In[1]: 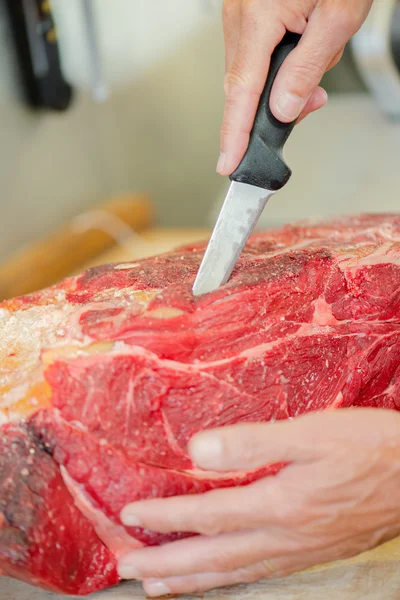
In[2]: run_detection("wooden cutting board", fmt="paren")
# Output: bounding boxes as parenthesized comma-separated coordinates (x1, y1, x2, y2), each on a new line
(2, 229, 400, 599)
(2, 537, 400, 600)
(0, 195, 153, 300)
(73, 228, 211, 274)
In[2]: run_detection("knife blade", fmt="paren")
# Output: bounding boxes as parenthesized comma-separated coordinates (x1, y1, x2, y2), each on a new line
(192, 181, 274, 295)
(193, 32, 301, 296)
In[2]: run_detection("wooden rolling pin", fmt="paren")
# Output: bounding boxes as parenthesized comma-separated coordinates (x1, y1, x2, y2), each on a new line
(0, 194, 152, 300)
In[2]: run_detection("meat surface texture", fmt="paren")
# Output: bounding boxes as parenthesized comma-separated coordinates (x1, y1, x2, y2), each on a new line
(1, 213, 400, 595)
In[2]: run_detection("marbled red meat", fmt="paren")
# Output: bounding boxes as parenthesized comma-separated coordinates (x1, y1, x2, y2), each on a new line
(1, 213, 400, 595)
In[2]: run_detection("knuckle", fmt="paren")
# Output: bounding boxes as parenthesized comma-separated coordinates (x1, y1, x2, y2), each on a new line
(327, 6, 362, 36)
(293, 529, 321, 553)
(211, 549, 237, 572)
(294, 502, 319, 531)
(265, 489, 296, 525)
(222, 0, 238, 21)
(242, 0, 268, 17)
(224, 70, 248, 95)
(237, 439, 261, 465)
(269, 487, 313, 529)
(194, 510, 224, 536)
(241, 0, 258, 17)
(224, 69, 261, 98)
(236, 565, 265, 584)
(220, 120, 233, 141)
(275, 504, 297, 526)
(291, 58, 324, 85)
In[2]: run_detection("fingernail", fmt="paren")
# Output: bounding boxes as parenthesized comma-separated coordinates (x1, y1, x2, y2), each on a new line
(145, 581, 171, 597)
(120, 507, 142, 527)
(275, 92, 304, 120)
(118, 560, 141, 580)
(216, 152, 226, 174)
(190, 434, 223, 466)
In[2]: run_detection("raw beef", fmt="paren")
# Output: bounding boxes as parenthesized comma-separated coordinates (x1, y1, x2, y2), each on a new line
(1, 213, 400, 595)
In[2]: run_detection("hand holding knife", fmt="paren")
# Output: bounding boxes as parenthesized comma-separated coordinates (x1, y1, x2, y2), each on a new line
(193, 33, 300, 296)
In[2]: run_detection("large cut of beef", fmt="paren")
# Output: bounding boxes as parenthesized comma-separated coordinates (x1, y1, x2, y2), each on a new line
(1, 213, 400, 595)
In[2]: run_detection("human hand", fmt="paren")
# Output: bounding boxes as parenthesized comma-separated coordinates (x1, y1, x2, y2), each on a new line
(217, 0, 374, 175)
(118, 409, 400, 597)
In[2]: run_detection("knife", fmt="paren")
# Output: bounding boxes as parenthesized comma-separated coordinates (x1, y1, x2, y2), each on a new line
(5, 0, 74, 111)
(192, 32, 301, 296)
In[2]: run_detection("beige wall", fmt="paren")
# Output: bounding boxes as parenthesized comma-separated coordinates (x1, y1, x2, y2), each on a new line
(0, 0, 225, 261)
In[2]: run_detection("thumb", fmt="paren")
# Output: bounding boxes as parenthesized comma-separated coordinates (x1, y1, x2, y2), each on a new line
(188, 414, 327, 472)
(189, 409, 400, 472)
(270, 15, 351, 123)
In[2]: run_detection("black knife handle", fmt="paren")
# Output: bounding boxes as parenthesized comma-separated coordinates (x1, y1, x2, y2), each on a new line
(5, 0, 74, 112)
(230, 32, 301, 191)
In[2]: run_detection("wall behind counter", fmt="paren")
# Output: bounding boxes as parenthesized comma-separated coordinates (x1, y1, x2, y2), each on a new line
(0, 0, 225, 262)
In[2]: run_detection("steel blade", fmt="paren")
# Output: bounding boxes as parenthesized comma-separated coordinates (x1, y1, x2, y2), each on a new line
(192, 181, 274, 296)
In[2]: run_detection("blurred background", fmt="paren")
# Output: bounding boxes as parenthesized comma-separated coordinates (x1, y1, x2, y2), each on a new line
(0, 0, 400, 299)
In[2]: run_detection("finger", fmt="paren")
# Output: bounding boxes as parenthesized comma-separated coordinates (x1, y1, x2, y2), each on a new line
(189, 408, 400, 472)
(296, 86, 328, 124)
(189, 412, 331, 472)
(251, 534, 380, 581)
(142, 561, 276, 597)
(270, 10, 356, 123)
(118, 516, 379, 582)
(118, 528, 280, 580)
(142, 531, 388, 597)
(222, 0, 241, 72)
(296, 49, 342, 124)
(217, 7, 285, 175)
(121, 478, 280, 535)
